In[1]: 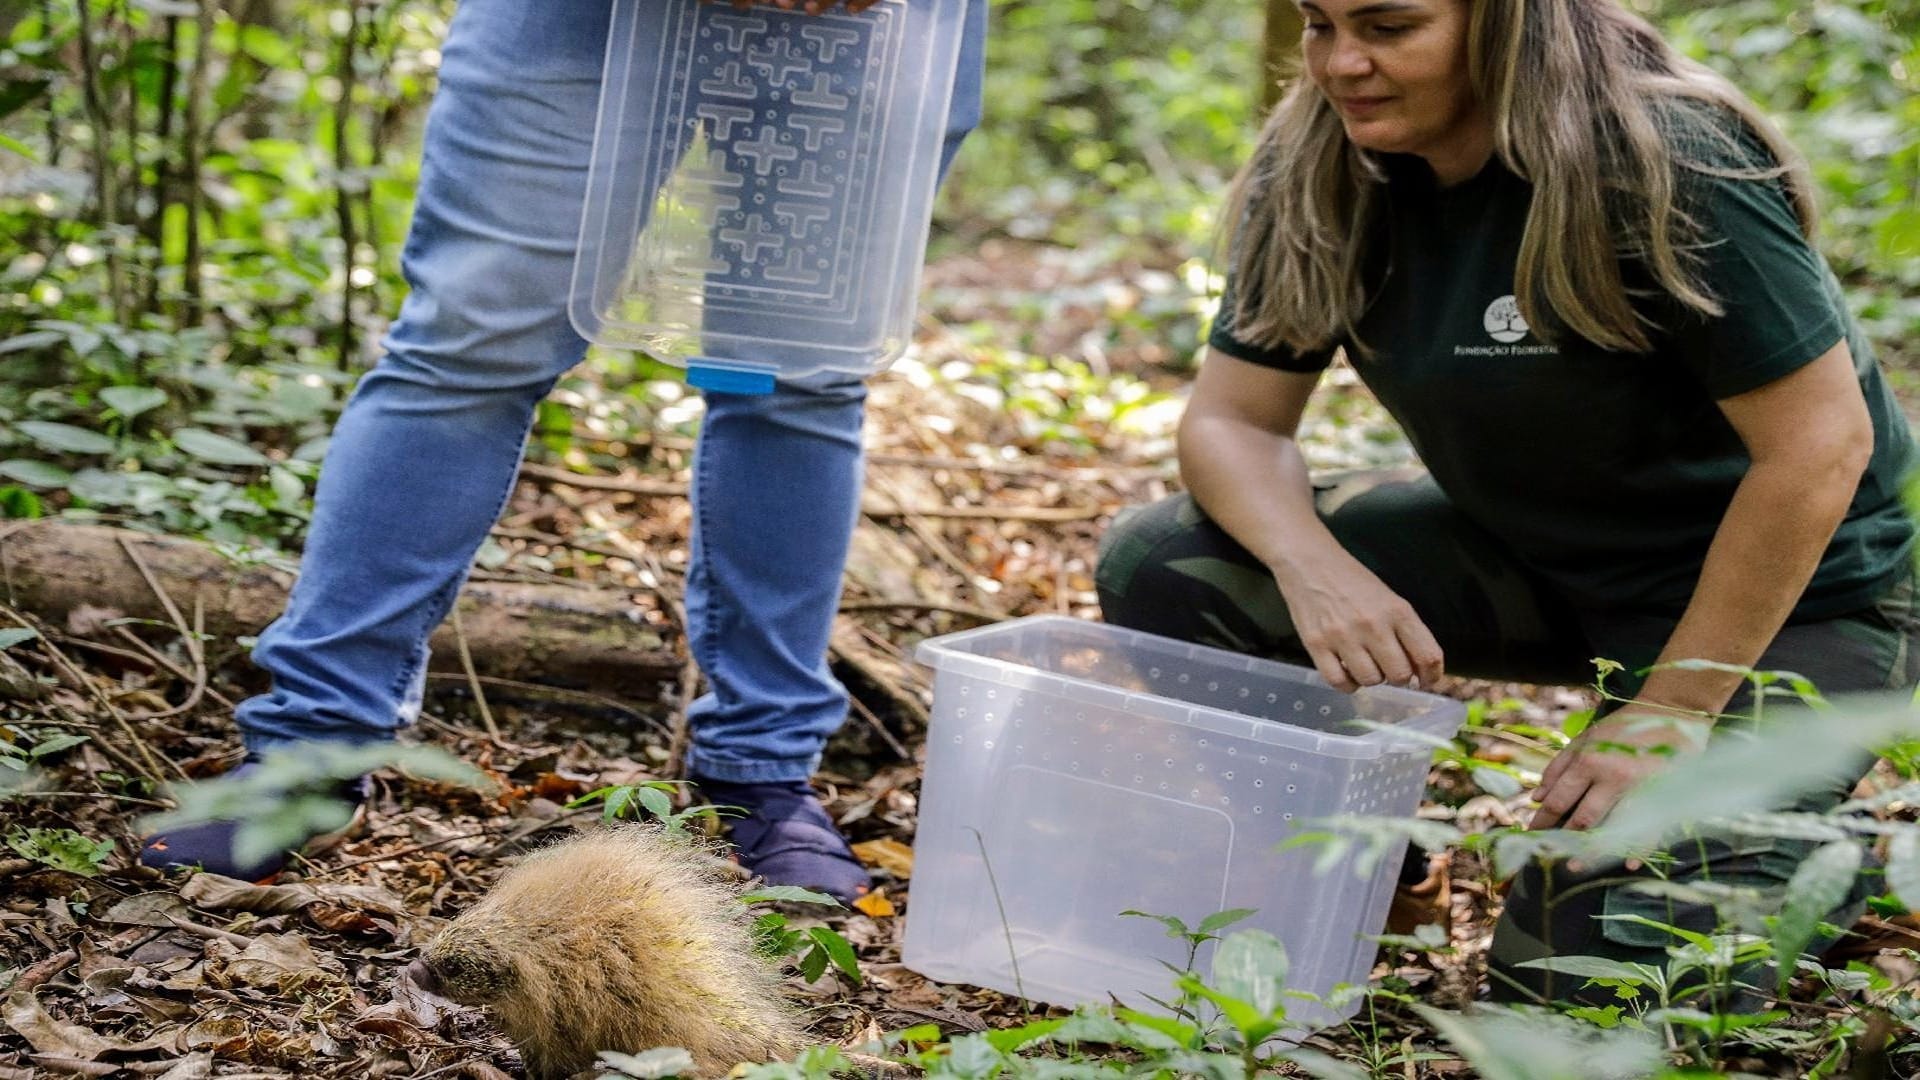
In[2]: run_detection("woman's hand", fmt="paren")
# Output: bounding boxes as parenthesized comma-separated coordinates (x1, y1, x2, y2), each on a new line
(1528, 707, 1711, 831)
(1273, 553, 1444, 693)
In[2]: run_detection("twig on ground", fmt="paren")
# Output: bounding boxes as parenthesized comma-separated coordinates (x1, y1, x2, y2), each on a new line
(0, 604, 182, 783)
(838, 599, 1007, 624)
(840, 674, 912, 761)
(418, 674, 673, 739)
(861, 499, 1105, 523)
(519, 461, 687, 497)
(113, 537, 210, 720)
(830, 638, 930, 730)
(164, 914, 253, 948)
(449, 605, 503, 744)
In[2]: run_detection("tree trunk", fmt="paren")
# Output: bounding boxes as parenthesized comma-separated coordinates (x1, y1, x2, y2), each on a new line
(1262, 0, 1304, 113)
(0, 522, 680, 692)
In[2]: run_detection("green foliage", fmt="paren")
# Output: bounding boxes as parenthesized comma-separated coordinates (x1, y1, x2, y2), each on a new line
(0, 724, 86, 771)
(743, 887, 862, 986)
(6, 825, 113, 875)
(138, 742, 493, 867)
(565, 779, 723, 838)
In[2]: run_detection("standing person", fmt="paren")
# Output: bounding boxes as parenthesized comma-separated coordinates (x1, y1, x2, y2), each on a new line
(139, 0, 987, 904)
(1095, 0, 1917, 1006)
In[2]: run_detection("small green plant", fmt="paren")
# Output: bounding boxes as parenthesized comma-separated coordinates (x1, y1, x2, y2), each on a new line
(566, 779, 720, 837)
(5, 826, 113, 876)
(0, 725, 86, 772)
(741, 885, 861, 986)
(138, 742, 495, 868)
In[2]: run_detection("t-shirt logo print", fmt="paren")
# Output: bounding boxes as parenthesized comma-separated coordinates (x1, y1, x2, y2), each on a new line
(1483, 295, 1529, 344)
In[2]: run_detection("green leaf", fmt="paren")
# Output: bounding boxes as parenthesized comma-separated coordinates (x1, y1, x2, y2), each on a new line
(1210, 928, 1289, 1017)
(173, 429, 271, 467)
(0, 628, 39, 650)
(1514, 954, 1659, 987)
(1196, 907, 1259, 935)
(14, 421, 115, 456)
(0, 330, 62, 355)
(596, 1047, 696, 1079)
(0, 486, 41, 519)
(0, 460, 72, 488)
(1888, 829, 1920, 914)
(1470, 764, 1524, 798)
(28, 734, 86, 759)
(7, 828, 114, 876)
(100, 386, 167, 419)
(740, 885, 842, 907)
(796, 943, 829, 983)
(636, 785, 673, 820)
(0, 132, 37, 161)
(1773, 840, 1863, 993)
(805, 926, 861, 984)
(603, 786, 633, 822)
(1120, 909, 1192, 940)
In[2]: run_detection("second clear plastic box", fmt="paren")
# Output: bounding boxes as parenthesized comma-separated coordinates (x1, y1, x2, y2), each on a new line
(571, 0, 964, 394)
(903, 616, 1466, 1027)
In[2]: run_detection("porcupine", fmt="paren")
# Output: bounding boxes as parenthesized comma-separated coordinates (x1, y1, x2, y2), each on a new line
(409, 825, 803, 1079)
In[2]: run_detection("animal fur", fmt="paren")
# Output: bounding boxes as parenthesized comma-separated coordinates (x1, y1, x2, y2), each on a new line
(415, 826, 802, 1078)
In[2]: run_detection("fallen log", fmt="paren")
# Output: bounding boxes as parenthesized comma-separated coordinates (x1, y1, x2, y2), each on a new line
(0, 521, 680, 693)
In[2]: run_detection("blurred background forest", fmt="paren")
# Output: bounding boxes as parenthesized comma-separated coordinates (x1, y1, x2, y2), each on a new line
(0, 0, 1914, 550)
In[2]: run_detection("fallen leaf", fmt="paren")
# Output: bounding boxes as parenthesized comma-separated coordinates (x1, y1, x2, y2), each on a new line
(2, 989, 175, 1058)
(179, 1017, 250, 1056)
(102, 892, 194, 928)
(205, 934, 340, 992)
(181, 875, 317, 915)
(851, 837, 914, 879)
(154, 1053, 215, 1080)
(852, 889, 896, 918)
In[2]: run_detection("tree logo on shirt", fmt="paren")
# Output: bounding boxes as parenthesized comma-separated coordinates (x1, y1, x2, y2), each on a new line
(1483, 295, 1529, 344)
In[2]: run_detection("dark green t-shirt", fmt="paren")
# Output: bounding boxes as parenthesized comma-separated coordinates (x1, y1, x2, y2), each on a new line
(1211, 150, 1915, 620)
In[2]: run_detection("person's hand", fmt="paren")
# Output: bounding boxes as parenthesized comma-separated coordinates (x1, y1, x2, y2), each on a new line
(1528, 707, 1711, 831)
(1273, 555, 1444, 694)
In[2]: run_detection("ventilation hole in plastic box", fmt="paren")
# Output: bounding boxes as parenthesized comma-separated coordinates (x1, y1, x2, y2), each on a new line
(1194, 764, 1206, 774)
(1208, 681, 1219, 692)
(1014, 744, 1024, 754)
(956, 707, 968, 719)
(987, 689, 997, 699)
(982, 712, 993, 723)
(959, 685, 969, 696)
(1197, 738, 1208, 748)
(1284, 812, 1294, 821)
(1227, 747, 1238, 757)
(1287, 784, 1296, 793)
(1319, 705, 1331, 716)
(1268, 693, 1279, 703)
(1253, 806, 1264, 814)
(1076, 712, 1087, 721)
(1253, 779, 1264, 788)
(1223, 771, 1234, 780)
(1158, 782, 1169, 791)
(1190, 789, 1201, 799)
(1220, 796, 1231, 806)
(1260, 755, 1270, 764)
(1163, 758, 1174, 768)
(1149, 667, 1161, 679)
(1290, 762, 1300, 771)
(1292, 700, 1303, 711)
(1133, 753, 1143, 762)
(952, 735, 963, 744)
(1101, 768, 1111, 778)
(1178, 673, 1190, 684)
(1133, 774, 1144, 784)
(1103, 743, 1113, 753)
(1239, 688, 1251, 698)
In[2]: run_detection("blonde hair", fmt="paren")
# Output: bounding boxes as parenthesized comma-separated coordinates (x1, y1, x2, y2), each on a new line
(1226, 0, 1816, 355)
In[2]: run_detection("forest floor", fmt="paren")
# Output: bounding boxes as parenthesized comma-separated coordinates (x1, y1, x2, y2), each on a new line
(0, 239, 1914, 1079)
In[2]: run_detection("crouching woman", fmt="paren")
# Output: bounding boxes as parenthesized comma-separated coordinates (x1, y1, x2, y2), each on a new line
(1096, 0, 1918, 1006)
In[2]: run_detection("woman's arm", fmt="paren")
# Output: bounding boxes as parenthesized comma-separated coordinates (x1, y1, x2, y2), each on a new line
(1180, 348, 1444, 692)
(1531, 339, 1874, 830)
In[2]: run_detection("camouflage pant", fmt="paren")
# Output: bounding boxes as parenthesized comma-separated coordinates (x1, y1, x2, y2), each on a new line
(1095, 471, 1920, 1008)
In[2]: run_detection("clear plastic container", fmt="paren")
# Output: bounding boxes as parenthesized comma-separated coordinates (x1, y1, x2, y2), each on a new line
(571, 0, 965, 394)
(903, 616, 1466, 1027)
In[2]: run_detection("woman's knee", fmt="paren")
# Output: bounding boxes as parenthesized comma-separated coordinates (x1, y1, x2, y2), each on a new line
(1097, 494, 1293, 653)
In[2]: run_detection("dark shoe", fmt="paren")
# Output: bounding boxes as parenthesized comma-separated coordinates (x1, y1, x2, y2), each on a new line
(692, 776, 871, 905)
(139, 757, 369, 882)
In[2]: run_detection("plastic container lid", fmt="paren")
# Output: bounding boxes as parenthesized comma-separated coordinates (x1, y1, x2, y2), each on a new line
(571, 0, 965, 394)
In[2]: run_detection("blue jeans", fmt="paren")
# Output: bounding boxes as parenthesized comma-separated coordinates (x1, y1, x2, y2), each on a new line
(235, 0, 986, 783)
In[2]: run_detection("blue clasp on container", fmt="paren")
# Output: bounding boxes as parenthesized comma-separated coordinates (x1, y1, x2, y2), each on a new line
(687, 358, 778, 396)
